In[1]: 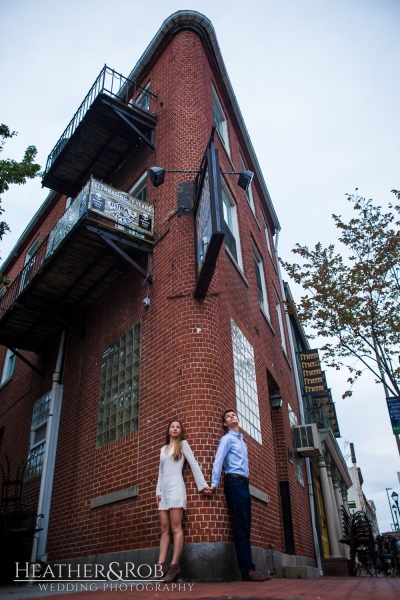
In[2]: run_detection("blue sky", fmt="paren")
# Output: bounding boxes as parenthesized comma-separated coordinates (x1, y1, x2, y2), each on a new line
(1, 0, 399, 532)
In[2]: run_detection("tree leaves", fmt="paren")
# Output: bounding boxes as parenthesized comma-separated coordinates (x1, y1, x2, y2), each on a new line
(0, 124, 41, 280)
(281, 192, 400, 399)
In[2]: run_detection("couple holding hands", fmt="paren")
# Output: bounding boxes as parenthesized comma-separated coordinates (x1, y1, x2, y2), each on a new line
(155, 410, 271, 583)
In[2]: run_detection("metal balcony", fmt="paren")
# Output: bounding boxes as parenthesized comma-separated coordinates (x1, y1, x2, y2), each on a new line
(42, 66, 157, 198)
(0, 179, 154, 352)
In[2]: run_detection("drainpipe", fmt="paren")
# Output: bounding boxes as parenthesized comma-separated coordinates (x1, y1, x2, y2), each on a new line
(30, 330, 66, 567)
(274, 232, 323, 575)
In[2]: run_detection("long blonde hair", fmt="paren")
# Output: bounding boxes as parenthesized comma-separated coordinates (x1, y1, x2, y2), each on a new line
(165, 420, 185, 461)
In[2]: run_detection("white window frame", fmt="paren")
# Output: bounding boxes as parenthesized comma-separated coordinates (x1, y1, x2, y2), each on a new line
(231, 318, 262, 444)
(25, 391, 51, 480)
(222, 180, 243, 269)
(274, 288, 287, 353)
(252, 243, 270, 319)
(20, 237, 39, 292)
(240, 155, 255, 213)
(129, 172, 147, 201)
(212, 85, 229, 153)
(288, 403, 304, 485)
(134, 81, 151, 110)
(262, 214, 273, 257)
(1, 349, 17, 385)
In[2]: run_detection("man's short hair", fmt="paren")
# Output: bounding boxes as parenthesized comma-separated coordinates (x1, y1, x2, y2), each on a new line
(222, 409, 237, 426)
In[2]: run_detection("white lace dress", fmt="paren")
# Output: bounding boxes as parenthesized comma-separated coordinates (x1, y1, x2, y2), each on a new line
(156, 440, 208, 510)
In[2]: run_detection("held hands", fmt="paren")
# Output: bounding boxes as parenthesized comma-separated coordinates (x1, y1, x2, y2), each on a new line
(202, 485, 214, 496)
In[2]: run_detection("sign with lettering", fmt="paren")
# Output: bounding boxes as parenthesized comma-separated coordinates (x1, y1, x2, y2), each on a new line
(386, 397, 400, 435)
(194, 144, 225, 298)
(89, 179, 154, 240)
(46, 183, 89, 257)
(298, 348, 340, 437)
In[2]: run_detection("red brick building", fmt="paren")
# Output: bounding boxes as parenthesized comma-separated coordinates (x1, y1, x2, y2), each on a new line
(0, 11, 317, 581)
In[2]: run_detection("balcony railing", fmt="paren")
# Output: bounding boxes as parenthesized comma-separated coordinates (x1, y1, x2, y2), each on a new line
(0, 234, 50, 316)
(44, 65, 157, 176)
(0, 177, 154, 319)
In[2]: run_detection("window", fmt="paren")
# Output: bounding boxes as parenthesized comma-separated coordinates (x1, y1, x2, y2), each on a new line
(1, 349, 16, 384)
(262, 215, 273, 256)
(212, 85, 229, 151)
(231, 318, 262, 443)
(274, 289, 287, 353)
(97, 323, 141, 448)
(134, 82, 151, 110)
(222, 181, 242, 268)
(20, 237, 39, 292)
(25, 391, 51, 480)
(240, 155, 255, 213)
(253, 245, 269, 319)
(288, 403, 304, 485)
(129, 172, 147, 202)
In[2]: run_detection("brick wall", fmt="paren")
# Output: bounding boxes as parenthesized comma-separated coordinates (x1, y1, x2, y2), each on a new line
(0, 28, 315, 564)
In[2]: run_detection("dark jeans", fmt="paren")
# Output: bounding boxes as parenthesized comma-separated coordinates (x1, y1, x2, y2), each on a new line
(224, 477, 255, 576)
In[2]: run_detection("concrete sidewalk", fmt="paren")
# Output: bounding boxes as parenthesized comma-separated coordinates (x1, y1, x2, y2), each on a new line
(2, 577, 400, 600)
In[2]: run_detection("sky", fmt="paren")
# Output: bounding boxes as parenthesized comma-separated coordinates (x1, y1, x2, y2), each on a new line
(1, 0, 399, 532)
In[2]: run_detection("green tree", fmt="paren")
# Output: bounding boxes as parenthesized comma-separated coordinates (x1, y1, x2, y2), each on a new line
(0, 124, 41, 272)
(281, 190, 400, 399)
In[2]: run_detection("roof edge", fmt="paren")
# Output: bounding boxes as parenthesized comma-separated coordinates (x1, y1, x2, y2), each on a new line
(126, 10, 280, 231)
(0, 190, 58, 275)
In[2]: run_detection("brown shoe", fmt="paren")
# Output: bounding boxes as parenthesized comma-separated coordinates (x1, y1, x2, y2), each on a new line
(163, 563, 180, 583)
(242, 570, 271, 581)
(154, 562, 168, 579)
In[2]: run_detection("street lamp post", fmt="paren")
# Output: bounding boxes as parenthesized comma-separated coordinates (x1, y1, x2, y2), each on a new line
(386, 487, 395, 531)
(392, 491, 399, 531)
(392, 505, 399, 531)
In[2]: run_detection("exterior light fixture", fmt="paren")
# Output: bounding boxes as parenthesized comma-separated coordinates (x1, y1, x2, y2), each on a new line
(149, 166, 254, 191)
(149, 167, 201, 188)
(149, 167, 166, 187)
(270, 392, 283, 409)
(237, 170, 254, 191)
(392, 490, 399, 505)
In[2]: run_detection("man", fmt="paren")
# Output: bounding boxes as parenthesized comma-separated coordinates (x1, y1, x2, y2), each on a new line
(210, 409, 271, 582)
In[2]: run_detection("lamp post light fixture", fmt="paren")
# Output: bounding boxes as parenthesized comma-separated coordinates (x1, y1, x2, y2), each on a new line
(386, 487, 396, 531)
(391, 504, 400, 531)
(270, 392, 283, 409)
(392, 490, 399, 531)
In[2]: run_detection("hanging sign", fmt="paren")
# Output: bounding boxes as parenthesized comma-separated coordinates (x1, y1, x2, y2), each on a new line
(193, 144, 225, 298)
(298, 348, 340, 437)
(386, 397, 400, 435)
(89, 178, 154, 240)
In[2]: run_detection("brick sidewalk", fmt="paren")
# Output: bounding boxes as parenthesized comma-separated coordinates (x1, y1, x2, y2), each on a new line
(6, 577, 400, 600)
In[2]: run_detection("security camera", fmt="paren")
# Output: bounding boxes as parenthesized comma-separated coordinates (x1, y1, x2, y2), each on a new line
(143, 297, 150, 307)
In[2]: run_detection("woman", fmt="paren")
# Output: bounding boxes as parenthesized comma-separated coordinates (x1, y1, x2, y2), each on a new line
(156, 420, 211, 582)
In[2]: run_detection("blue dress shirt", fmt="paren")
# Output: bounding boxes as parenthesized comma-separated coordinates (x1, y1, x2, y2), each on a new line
(211, 430, 249, 488)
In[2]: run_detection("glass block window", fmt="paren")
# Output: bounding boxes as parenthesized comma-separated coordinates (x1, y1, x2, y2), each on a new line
(294, 455, 305, 485)
(230, 318, 262, 444)
(97, 323, 141, 447)
(25, 391, 51, 480)
(288, 403, 304, 485)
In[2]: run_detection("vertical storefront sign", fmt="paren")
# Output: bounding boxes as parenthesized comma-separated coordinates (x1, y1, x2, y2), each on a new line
(193, 144, 225, 298)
